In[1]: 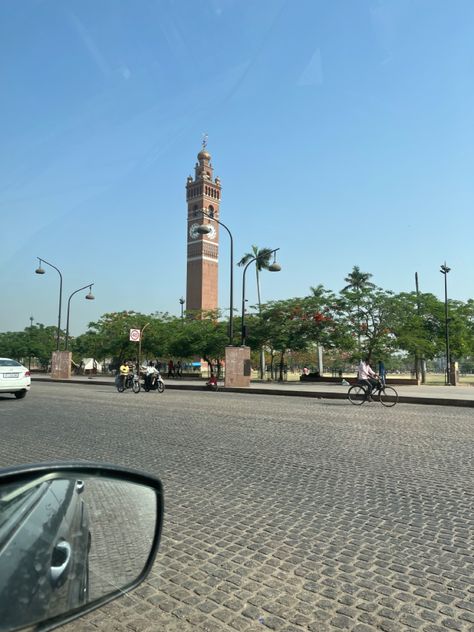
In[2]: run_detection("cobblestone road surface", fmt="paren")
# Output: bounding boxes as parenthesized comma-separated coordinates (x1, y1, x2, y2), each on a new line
(0, 383, 472, 631)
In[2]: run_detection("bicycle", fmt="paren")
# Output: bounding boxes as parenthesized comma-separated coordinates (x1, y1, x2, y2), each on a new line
(117, 372, 141, 394)
(348, 378, 398, 407)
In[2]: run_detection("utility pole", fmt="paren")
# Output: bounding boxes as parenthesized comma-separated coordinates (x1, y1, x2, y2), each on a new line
(414, 273, 426, 384)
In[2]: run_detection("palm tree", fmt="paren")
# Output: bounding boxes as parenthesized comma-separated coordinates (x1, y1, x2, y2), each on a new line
(237, 245, 273, 312)
(238, 246, 273, 379)
(342, 266, 375, 356)
(342, 266, 375, 294)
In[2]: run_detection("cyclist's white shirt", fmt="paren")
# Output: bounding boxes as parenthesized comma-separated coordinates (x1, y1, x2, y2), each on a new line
(358, 362, 376, 381)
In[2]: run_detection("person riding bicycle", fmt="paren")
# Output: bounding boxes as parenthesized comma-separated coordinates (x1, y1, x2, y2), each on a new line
(119, 361, 130, 388)
(357, 357, 378, 400)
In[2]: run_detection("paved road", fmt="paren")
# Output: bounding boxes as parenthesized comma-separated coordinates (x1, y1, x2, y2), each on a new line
(1, 383, 473, 631)
(32, 373, 474, 406)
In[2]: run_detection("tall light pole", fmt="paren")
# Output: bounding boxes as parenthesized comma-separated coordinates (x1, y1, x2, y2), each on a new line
(35, 257, 63, 351)
(179, 297, 185, 319)
(28, 315, 34, 371)
(440, 263, 451, 386)
(198, 209, 234, 345)
(65, 284, 95, 350)
(241, 248, 281, 346)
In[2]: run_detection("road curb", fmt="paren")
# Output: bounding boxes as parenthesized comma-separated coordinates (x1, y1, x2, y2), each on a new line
(32, 377, 474, 408)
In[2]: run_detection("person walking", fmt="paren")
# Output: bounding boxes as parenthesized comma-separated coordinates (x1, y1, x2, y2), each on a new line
(167, 359, 175, 378)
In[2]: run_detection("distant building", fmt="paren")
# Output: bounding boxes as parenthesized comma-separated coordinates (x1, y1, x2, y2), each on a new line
(185, 145, 222, 313)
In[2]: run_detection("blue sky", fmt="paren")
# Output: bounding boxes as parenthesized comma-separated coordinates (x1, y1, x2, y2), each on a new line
(1, 0, 473, 335)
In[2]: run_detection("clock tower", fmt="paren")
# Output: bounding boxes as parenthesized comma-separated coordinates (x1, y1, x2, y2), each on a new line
(185, 145, 222, 314)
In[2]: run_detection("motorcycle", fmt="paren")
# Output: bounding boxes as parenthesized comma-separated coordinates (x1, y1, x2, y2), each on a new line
(0, 462, 163, 632)
(116, 372, 141, 393)
(142, 370, 165, 393)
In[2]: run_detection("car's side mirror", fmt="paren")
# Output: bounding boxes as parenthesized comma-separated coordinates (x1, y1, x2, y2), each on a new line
(0, 463, 164, 632)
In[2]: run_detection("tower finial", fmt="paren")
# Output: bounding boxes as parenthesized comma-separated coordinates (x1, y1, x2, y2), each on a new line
(202, 133, 208, 150)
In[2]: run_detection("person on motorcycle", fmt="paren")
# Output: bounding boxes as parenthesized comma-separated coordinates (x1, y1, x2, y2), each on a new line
(145, 362, 158, 390)
(119, 361, 130, 389)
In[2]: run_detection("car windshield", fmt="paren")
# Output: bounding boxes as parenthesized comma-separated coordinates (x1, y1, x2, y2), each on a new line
(0, 360, 21, 367)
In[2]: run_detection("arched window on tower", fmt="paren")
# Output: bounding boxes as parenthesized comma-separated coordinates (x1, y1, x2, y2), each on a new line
(193, 204, 198, 217)
(208, 205, 214, 218)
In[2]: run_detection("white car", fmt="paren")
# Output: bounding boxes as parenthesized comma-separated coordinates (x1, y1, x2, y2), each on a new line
(0, 358, 31, 399)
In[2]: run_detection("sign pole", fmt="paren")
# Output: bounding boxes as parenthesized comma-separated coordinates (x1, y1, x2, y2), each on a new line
(137, 323, 150, 376)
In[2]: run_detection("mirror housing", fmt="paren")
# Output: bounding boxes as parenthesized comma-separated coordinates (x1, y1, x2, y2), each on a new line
(0, 462, 164, 632)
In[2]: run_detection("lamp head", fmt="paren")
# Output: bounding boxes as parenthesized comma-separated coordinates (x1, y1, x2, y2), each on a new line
(197, 224, 211, 235)
(268, 250, 281, 272)
(35, 266, 45, 274)
(85, 285, 95, 300)
(440, 263, 451, 275)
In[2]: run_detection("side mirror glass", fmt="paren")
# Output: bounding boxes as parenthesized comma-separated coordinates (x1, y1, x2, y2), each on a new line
(0, 464, 163, 632)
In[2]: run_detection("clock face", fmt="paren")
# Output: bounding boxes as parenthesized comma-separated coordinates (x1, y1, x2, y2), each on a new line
(189, 223, 200, 239)
(206, 224, 217, 240)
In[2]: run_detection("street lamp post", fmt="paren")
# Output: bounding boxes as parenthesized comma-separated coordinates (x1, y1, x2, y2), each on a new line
(35, 257, 63, 351)
(440, 263, 451, 386)
(28, 315, 34, 371)
(179, 297, 185, 319)
(65, 284, 95, 350)
(198, 210, 234, 345)
(241, 248, 281, 346)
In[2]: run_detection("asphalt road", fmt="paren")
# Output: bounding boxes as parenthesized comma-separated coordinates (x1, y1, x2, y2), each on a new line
(1, 383, 473, 632)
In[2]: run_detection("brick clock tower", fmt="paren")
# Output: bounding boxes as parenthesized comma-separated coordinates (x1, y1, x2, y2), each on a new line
(185, 145, 222, 314)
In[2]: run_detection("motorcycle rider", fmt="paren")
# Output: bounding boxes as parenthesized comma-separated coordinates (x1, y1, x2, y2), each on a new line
(119, 361, 130, 389)
(145, 361, 158, 390)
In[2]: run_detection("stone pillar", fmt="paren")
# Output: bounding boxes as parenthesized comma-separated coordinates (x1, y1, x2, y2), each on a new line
(51, 351, 72, 379)
(224, 346, 251, 388)
(449, 361, 459, 386)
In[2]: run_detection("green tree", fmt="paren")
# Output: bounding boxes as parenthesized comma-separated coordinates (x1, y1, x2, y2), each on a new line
(390, 292, 444, 373)
(0, 324, 58, 368)
(168, 311, 227, 375)
(341, 266, 375, 354)
(254, 294, 349, 380)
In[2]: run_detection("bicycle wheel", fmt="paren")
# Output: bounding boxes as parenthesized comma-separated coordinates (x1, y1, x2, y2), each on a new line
(132, 380, 141, 394)
(117, 384, 124, 393)
(379, 386, 398, 407)
(348, 385, 366, 405)
(157, 381, 165, 393)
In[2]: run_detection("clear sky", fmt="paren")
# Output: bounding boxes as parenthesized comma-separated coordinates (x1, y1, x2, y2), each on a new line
(1, 0, 473, 335)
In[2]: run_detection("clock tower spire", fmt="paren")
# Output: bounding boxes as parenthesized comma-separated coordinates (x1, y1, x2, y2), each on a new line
(185, 143, 222, 314)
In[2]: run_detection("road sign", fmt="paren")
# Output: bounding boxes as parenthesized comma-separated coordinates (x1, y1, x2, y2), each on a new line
(129, 329, 141, 342)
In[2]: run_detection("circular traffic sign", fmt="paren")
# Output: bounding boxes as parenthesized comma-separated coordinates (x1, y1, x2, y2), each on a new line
(129, 329, 141, 342)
